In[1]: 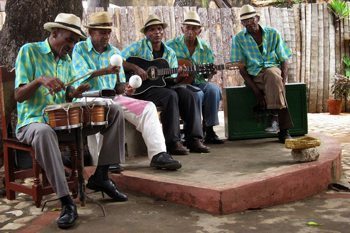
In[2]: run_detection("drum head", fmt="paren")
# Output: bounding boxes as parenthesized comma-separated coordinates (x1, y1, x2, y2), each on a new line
(44, 102, 82, 112)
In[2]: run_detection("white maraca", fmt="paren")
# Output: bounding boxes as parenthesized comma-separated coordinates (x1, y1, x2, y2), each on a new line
(110, 54, 123, 66)
(129, 75, 142, 89)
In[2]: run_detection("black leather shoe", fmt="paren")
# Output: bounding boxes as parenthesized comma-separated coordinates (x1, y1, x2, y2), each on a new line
(188, 139, 210, 153)
(150, 152, 182, 170)
(109, 164, 124, 174)
(56, 204, 78, 229)
(169, 141, 189, 155)
(204, 133, 224, 144)
(278, 129, 292, 143)
(86, 175, 128, 202)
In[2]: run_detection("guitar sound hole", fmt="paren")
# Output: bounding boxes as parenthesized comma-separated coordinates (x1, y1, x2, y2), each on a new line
(148, 67, 157, 80)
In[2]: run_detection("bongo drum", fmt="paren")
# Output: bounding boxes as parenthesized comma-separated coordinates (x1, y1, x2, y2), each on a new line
(44, 102, 83, 130)
(82, 101, 109, 126)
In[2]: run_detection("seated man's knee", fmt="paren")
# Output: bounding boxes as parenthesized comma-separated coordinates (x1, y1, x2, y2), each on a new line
(33, 124, 57, 141)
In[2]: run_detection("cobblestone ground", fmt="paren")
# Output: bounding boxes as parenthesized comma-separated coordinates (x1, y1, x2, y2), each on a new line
(0, 113, 349, 232)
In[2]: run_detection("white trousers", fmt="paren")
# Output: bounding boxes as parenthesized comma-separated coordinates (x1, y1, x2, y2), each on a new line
(86, 96, 166, 164)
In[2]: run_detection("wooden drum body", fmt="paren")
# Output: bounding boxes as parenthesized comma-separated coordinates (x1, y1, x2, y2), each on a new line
(82, 101, 109, 126)
(44, 103, 83, 130)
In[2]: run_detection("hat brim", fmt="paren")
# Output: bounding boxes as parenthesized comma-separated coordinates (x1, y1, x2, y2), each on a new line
(182, 22, 202, 27)
(44, 22, 86, 39)
(240, 13, 258, 20)
(140, 22, 168, 33)
(84, 25, 114, 30)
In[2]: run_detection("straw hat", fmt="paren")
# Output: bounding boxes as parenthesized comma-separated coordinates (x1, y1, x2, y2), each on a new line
(44, 13, 86, 38)
(85, 12, 113, 30)
(182, 11, 202, 27)
(140, 14, 168, 33)
(239, 4, 258, 20)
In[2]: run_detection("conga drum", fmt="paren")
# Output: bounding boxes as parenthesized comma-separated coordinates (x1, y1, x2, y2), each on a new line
(44, 102, 83, 130)
(81, 101, 109, 126)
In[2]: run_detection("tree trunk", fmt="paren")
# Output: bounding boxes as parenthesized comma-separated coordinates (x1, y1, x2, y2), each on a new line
(87, 0, 109, 10)
(0, 0, 83, 69)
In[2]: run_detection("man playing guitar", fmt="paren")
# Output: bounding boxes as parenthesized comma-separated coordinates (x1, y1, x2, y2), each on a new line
(122, 14, 210, 154)
(166, 11, 224, 144)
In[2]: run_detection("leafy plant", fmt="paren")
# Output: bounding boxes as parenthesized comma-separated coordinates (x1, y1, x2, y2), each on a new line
(331, 74, 350, 100)
(328, 0, 350, 20)
(343, 55, 350, 77)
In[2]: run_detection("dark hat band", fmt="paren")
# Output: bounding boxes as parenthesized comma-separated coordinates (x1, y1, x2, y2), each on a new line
(88, 22, 112, 27)
(183, 19, 201, 25)
(145, 18, 163, 27)
(240, 11, 256, 18)
(54, 21, 86, 37)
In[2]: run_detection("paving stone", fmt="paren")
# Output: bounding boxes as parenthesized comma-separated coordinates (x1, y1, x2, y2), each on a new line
(0, 223, 25, 230)
(0, 205, 11, 212)
(14, 202, 32, 209)
(2, 199, 20, 205)
(13, 216, 36, 224)
(28, 206, 44, 216)
(0, 215, 10, 224)
(5, 210, 23, 217)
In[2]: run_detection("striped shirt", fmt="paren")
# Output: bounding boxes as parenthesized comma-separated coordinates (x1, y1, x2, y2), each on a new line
(231, 26, 292, 76)
(15, 39, 73, 132)
(166, 35, 214, 84)
(121, 38, 178, 78)
(72, 37, 126, 90)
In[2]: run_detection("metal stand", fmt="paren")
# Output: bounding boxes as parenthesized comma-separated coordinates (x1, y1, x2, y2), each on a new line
(75, 127, 106, 216)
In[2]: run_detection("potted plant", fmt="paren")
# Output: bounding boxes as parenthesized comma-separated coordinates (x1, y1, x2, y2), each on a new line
(328, 73, 350, 114)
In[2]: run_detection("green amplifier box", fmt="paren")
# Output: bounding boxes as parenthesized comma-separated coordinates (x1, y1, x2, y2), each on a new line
(223, 83, 308, 140)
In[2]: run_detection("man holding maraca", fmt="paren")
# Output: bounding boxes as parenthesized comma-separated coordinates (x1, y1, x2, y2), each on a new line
(72, 12, 181, 171)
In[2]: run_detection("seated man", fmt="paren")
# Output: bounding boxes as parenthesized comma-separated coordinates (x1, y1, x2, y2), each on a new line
(72, 12, 181, 170)
(14, 13, 127, 229)
(230, 5, 294, 143)
(122, 14, 210, 154)
(166, 11, 224, 144)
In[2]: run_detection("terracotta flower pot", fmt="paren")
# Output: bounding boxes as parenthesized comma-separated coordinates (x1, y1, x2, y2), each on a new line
(327, 99, 343, 115)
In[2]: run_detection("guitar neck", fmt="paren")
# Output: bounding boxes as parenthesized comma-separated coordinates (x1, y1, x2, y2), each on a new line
(214, 64, 226, 71)
(157, 67, 178, 76)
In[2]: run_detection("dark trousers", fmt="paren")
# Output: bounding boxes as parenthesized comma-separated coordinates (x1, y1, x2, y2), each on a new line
(134, 86, 203, 146)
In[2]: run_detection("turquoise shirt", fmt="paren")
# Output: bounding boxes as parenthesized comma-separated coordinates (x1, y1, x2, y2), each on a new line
(121, 38, 178, 78)
(166, 35, 214, 84)
(15, 39, 73, 132)
(231, 26, 292, 76)
(72, 37, 126, 90)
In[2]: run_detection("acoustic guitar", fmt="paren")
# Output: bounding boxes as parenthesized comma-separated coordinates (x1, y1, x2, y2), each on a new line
(177, 59, 239, 84)
(125, 56, 216, 95)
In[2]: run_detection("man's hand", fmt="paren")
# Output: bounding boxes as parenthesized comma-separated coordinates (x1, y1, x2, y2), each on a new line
(39, 76, 65, 95)
(104, 65, 120, 75)
(134, 66, 148, 80)
(68, 83, 91, 99)
(124, 84, 136, 96)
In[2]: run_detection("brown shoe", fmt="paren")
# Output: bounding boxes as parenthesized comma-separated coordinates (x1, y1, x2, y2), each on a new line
(169, 141, 189, 155)
(188, 138, 210, 153)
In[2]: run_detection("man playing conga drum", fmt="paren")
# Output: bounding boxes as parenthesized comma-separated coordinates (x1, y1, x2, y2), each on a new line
(14, 13, 127, 229)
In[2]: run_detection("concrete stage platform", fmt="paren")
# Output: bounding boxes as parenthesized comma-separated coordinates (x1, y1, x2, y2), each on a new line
(85, 133, 341, 215)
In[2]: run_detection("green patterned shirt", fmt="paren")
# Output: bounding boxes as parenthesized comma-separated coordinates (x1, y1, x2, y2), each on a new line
(15, 39, 73, 132)
(72, 37, 126, 90)
(231, 26, 292, 76)
(166, 35, 214, 84)
(121, 38, 178, 78)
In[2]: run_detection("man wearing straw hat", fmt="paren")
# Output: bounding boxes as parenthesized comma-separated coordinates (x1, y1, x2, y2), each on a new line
(72, 11, 181, 171)
(14, 13, 127, 229)
(122, 14, 210, 154)
(231, 4, 294, 143)
(166, 10, 224, 145)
